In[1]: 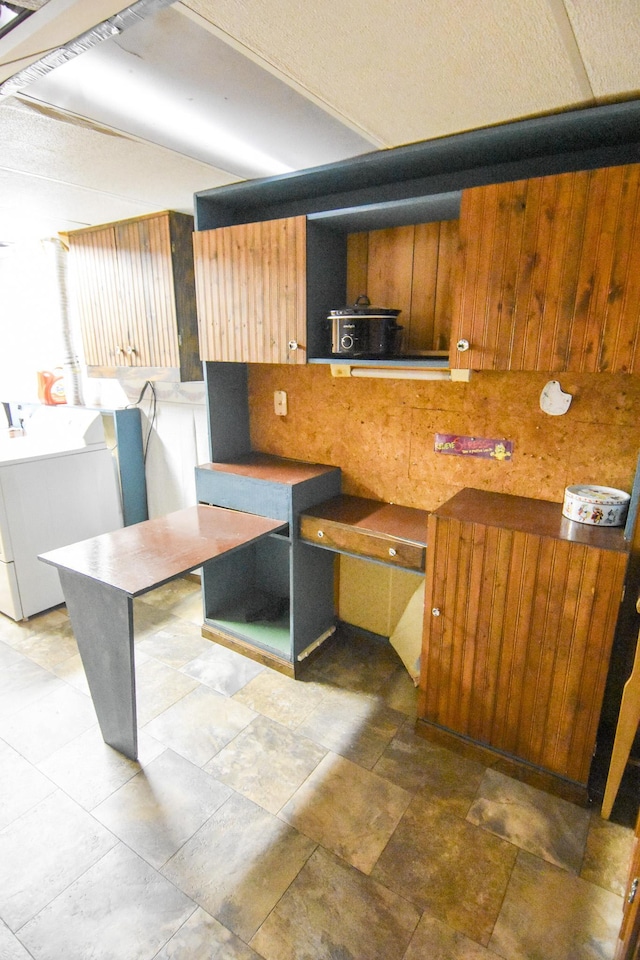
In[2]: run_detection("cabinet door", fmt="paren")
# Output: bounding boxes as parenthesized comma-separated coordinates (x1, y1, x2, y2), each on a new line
(69, 225, 128, 369)
(419, 513, 627, 783)
(616, 811, 640, 960)
(451, 164, 640, 372)
(194, 217, 307, 364)
(114, 215, 180, 369)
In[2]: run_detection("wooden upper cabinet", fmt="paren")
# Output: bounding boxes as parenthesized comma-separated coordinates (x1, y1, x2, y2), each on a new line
(194, 216, 307, 364)
(418, 489, 629, 790)
(67, 211, 200, 381)
(451, 163, 640, 372)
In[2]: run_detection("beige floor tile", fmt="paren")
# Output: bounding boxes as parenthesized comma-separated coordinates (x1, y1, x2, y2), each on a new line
(1, 618, 78, 669)
(155, 906, 262, 959)
(251, 847, 420, 960)
(305, 628, 402, 696)
(0, 640, 25, 669)
(232, 668, 328, 729)
(162, 791, 317, 942)
(50, 651, 90, 694)
(93, 749, 232, 868)
(403, 912, 502, 959)
(377, 664, 420, 716)
(136, 620, 212, 669)
(137, 577, 201, 612)
(296, 686, 410, 769)
(181, 641, 266, 696)
(372, 795, 517, 945)
(466, 768, 592, 872)
(134, 656, 199, 725)
(205, 713, 327, 813)
(0, 682, 97, 763)
(0, 657, 64, 719)
(144, 684, 256, 766)
(0, 791, 117, 931)
(374, 722, 486, 809)
(280, 752, 412, 873)
(0, 917, 32, 960)
(37, 725, 165, 810)
(489, 850, 624, 960)
(581, 815, 635, 897)
(0, 739, 57, 831)
(19, 843, 196, 960)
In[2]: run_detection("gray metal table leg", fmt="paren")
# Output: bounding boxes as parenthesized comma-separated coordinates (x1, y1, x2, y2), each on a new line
(58, 568, 137, 760)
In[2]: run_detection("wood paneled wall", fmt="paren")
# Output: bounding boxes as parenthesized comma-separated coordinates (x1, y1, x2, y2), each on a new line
(346, 221, 457, 354)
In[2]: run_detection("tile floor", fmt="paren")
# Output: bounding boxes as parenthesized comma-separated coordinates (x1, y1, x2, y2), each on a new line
(0, 577, 636, 960)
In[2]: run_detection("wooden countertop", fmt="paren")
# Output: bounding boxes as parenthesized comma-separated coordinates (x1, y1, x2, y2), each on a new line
(436, 488, 629, 552)
(39, 505, 286, 597)
(197, 452, 339, 485)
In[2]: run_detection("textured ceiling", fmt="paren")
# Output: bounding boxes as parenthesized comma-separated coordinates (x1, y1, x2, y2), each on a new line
(0, 0, 639, 245)
(183, 0, 640, 145)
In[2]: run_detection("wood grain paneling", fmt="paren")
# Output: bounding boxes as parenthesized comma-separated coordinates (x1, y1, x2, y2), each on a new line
(452, 163, 640, 372)
(419, 493, 628, 785)
(346, 220, 458, 355)
(194, 216, 307, 364)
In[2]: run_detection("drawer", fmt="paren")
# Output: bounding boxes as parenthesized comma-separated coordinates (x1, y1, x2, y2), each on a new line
(299, 514, 426, 571)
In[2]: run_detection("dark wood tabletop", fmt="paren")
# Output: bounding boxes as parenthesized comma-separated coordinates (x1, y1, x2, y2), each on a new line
(39, 505, 286, 597)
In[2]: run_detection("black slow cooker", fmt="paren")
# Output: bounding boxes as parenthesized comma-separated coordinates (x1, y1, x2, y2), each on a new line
(329, 295, 403, 358)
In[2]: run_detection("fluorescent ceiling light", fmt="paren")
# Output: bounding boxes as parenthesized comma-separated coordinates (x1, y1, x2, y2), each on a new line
(0, 0, 173, 97)
(10, 3, 373, 179)
(40, 53, 294, 176)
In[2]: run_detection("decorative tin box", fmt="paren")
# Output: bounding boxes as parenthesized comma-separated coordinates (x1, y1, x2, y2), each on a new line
(562, 485, 630, 527)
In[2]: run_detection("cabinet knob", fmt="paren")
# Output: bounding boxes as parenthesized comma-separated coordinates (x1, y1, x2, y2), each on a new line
(126, 346, 137, 356)
(629, 877, 639, 904)
(288, 340, 299, 351)
(432, 607, 441, 617)
(389, 548, 397, 557)
(317, 530, 324, 538)
(115, 345, 123, 356)
(456, 339, 470, 353)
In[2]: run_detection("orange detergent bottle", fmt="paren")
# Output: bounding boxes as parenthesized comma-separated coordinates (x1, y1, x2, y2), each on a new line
(37, 369, 67, 405)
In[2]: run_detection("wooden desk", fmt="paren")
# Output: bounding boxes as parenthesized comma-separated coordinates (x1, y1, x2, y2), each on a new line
(39, 505, 285, 760)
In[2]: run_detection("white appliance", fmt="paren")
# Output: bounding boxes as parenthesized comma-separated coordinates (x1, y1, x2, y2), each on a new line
(0, 406, 123, 620)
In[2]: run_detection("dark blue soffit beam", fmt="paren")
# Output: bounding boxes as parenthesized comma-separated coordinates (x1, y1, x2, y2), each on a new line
(194, 99, 640, 230)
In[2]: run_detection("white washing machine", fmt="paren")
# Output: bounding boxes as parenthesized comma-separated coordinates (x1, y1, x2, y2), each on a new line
(0, 406, 123, 620)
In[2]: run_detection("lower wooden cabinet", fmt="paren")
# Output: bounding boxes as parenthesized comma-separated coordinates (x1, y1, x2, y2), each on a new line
(418, 488, 629, 794)
(616, 810, 640, 960)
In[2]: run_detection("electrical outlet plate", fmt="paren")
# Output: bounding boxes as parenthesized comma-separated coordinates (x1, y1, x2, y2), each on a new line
(274, 390, 287, 416)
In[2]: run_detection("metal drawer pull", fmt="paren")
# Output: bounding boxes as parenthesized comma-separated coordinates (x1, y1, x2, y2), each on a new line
(389, 548, 397, 557)
(432, 607, 441, 617)
(317, 530, 324, 538)
(456, 338, 470, 352)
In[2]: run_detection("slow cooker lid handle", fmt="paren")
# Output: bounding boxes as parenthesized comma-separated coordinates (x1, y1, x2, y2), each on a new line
(353, 294, 370, 307)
